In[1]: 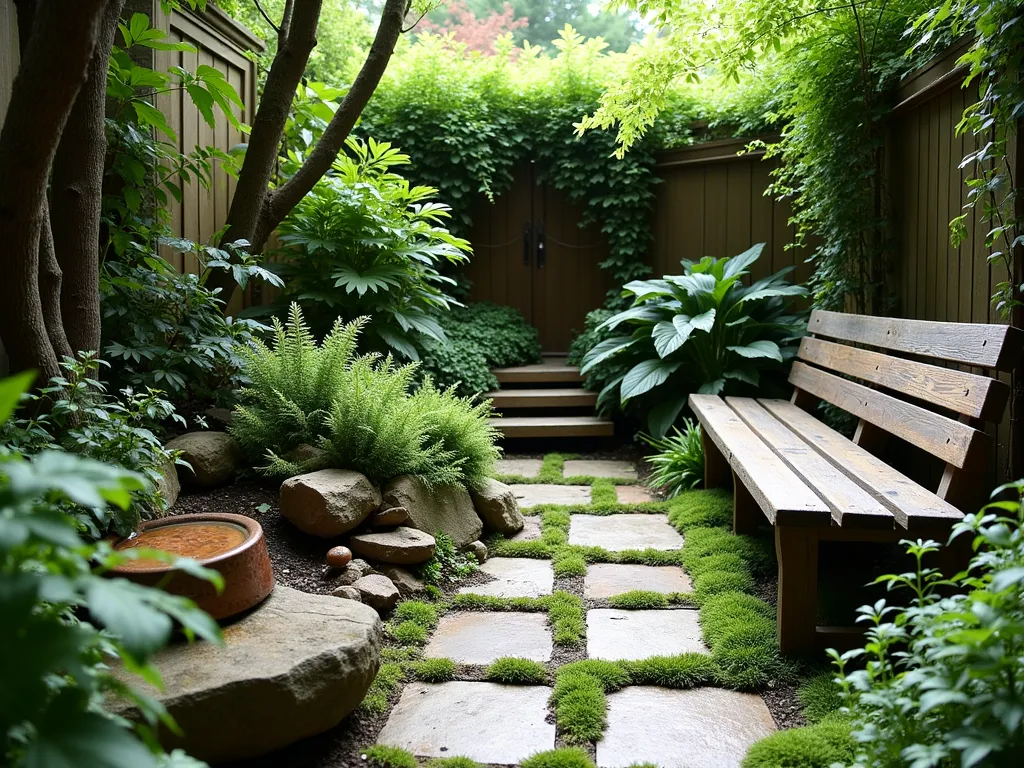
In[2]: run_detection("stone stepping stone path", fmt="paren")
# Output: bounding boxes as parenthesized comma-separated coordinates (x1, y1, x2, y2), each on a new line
(375, 456, 775, 767)
(424, 612, 552, 663)
(458, 557, 553, 598)
(584, 563, 692, 599)
(569, 513, 685, 551)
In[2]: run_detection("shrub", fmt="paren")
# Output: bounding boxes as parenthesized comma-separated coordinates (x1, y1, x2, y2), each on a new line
(486, 657, 548, 684)
(0, 373, 222, 767)
(417, 335, 497, 398)
(271, 137, 470, 359)
(580, 244, 807, 436)
(410, 658, 456, 682)
(667, 489, 733, 529)
(230, 305, 499, 488)
(643, 419, 704, 496)
(829, 486, 1024, 765)
(742, 718, 856, 768)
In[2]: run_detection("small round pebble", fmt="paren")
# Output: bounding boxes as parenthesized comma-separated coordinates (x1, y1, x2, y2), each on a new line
(326, 545, 353, 568)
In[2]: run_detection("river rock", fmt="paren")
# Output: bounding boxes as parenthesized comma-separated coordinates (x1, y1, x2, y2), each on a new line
(109, 585, 381, 763)
(350, 528, 436, 565)
(279, 469, 381, 537)
(336, 558, 376, 586)
(383, 475, 483, 547)
(326, 545, 353, 568)
(166, 432, 240, 488)
(332, 586, 362, 602)
(371, 506, 410, 528)
(470, 479, 525, 534)
(352, 574, 400, 613)
(155, 459, 180, 510)
(466, 540, 488, 564)
(379, 566, 426, 597)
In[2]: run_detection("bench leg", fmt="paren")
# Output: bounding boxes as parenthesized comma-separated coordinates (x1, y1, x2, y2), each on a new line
(733, 472, 761, 536)
(702, 430, 731, 489)
(775, 525, 819, 654)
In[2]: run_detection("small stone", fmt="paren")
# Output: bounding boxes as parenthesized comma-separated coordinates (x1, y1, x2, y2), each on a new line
(371, 506, 409, 528)
(279, 469, 381, 538)
(332, 586, 362, 602)
(470, 479, 525, 534)
(326, 546, 353, 569)
(382, 475, 483, 547)
(350, 528, 436, 565)
(378, 566, 426, 597)
(336, 559, 376, 586)
(466, 540, 488, 564)
(166, 432, 241, 488)
(352, 574, 400, 613)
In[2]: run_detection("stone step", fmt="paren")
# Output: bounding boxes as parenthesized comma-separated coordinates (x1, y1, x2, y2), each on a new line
(492, 361, 583, 385)
(490, 415, 614, 438)
(485, 387, 597, 409)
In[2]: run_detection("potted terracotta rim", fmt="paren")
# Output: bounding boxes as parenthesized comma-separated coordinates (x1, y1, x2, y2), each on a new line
(111, 513, 274, 620)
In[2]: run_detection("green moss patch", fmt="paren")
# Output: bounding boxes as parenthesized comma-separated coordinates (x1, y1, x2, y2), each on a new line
(363, 745, 418, 768)
(741, 717, 855, 768)
(409, 657, 456, 683)
(520, 748, 596, 768)
(359, 662, 404, 715)
(486, 657, 548, 684)
(451, 591, 586, 647)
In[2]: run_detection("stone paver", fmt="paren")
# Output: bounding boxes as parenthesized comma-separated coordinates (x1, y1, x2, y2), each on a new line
(496, 458, 543, 478)
(598, 687, 776, 768)
(564, 459, 638, 480)
(587, 609, 707, 660)
(510, 516, 542, 541)
(616, 485, 654, 504)
(584, 563, 692, 599)
(423, 612, 552, 663)
(513, 484, 591, 508)
(378, 682, 555, 762)
(569, 514, 684, 551)
(459, 557, 553, 598)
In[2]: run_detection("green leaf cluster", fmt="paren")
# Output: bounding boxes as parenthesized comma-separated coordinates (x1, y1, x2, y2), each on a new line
(642, 418, 704, 497)
(580, 244, 806, 436)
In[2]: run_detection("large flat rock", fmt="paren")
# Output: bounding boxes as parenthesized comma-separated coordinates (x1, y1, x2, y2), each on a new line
(563, 459, 638, 480)
(279, 469, 380, 537)
(569, 514, 684, 551)
(513, 484, 591, 507)
(349, 527, 436, 565)
(111, 586, 381, 763)
(496, 458, 543, 478)
(598, 687, 776, 768)
(510, 516, 543, 541)
(459, 557, 553, 598)
(383, 475, 483, 547)
(584, 563, 692, 599)
(424, 612, 552, 663)
(587, 608, 708, 661)
(377, 682, 555, 763)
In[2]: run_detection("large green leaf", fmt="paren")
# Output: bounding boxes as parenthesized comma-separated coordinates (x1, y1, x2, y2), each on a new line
(727, 340, 783, 362)
(667, 273, 716, 297)
(652, 321, 686, 358)
(723, 243, 765, 278)
(581, 336, 636, 374)
(84, 578, 173, 661)
(22, 708, 160, 768)
(647, 395, 688, 439)
(622, 279, 672, 300)
(621, 359, 680, 402)
(741, 284, 808, 303)
(0, 370, 35, 424)
(332, 264, 403, 296)
(689, 308, 717, 333)
(598, 304, 665, 332)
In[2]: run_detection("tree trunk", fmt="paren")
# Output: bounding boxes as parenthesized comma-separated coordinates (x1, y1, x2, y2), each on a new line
(38, 208, 74, 363)
(0, 0, 110, 378)
(207, 0, 409, 303)
(50, 0, 126, 358)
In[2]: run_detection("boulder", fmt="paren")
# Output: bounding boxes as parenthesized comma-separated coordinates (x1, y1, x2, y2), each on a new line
(466, 540, 488, 564)
(336, 558, 377, 586)
(204, 407, 234, 427)
(378, 566, 426, 597)
(352, 574, 400, 613)
(279, 469, 381, 538)
(166, 432, 240, 488)
(155, 459, 180, 510)
(470, 479, 525, 534)
(332, 585, 362, 602)
(110, 586, 381, 763)
(371, 506, 410, 528)
(284, 442, 328, 468)
(350, 528, 436, 565)
(383, 475, 483, 547)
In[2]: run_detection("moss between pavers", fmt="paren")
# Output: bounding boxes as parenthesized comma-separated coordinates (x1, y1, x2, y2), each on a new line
(486, 656, 548, 684)
(496, 453, 640, 486)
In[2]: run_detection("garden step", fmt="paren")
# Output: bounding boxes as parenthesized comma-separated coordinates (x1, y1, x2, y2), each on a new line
(490, 415, 614, 438)
(492, 360, 583, 385)
(485, 387, 597, 409)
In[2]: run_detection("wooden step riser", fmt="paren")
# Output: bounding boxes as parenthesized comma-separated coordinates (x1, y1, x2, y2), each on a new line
(494, 370, 584, 385)
(490, 416, 615, 439)
(487, 392, 598, 409)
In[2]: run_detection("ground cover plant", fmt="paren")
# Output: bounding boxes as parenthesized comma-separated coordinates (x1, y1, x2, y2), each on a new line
(642, 419, 705, 496)
(580, 244, 807, 436)
(229, 304, 500, 488)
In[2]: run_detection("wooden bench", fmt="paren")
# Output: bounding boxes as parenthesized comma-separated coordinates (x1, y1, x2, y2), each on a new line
(689, 310, 1022, 653)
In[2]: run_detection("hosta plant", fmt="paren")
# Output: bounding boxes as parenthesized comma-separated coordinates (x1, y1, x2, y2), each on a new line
(269, 137, 471, 360)
(581, 243, 807, 436)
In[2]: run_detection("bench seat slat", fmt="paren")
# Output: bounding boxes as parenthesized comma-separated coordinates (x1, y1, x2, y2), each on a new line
(798, 337, 1009, 421)
(689, 394, 830, 526)
(809, 310, 1023, 370)
(789, 361, 989, 470)
(726, 397, 894, 529)
(758, 399, 964, 530)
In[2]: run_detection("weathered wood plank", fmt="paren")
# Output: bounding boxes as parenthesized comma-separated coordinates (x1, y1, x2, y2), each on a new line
(788, 362, 989, 469)
(490, 416, 613, 438)
(727, 397, 894, 529)
(759, 399, 964, 530)
(485, 388, 597, 409)
(689, 395, 829, 526)
(798, 336, 1009, 421)
(808, 309, 1023, 370)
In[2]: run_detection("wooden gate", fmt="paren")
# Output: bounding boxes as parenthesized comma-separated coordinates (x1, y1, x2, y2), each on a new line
(465, 163, 614, 352)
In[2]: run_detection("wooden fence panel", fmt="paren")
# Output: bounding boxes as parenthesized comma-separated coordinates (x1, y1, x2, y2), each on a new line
(0, 0, 17, 130)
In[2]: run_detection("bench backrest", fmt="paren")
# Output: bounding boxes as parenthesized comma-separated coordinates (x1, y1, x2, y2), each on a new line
(790, 310, 1023, 509)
